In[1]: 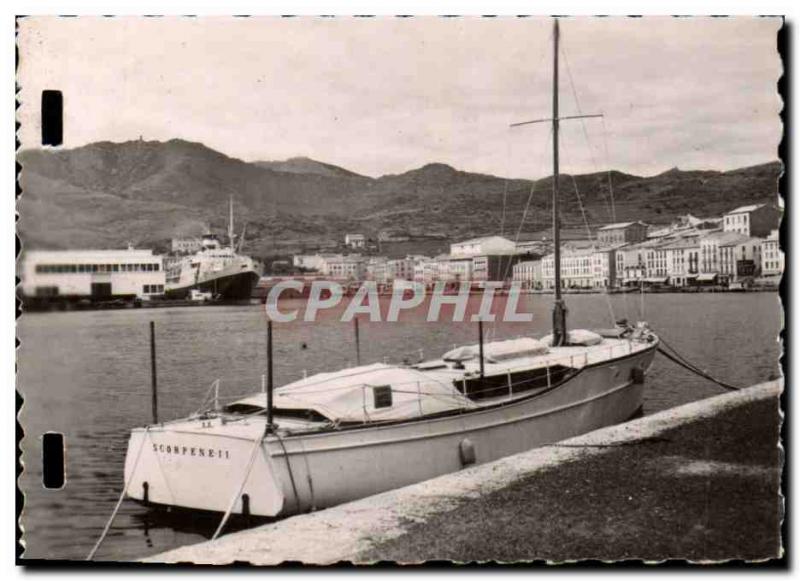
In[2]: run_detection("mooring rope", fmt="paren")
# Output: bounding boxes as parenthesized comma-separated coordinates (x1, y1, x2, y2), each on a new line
(211, 433, 265, 541)
(274, 431, 302, 515)
(655, 334, 744, 392)
(86, 427, 150, 561)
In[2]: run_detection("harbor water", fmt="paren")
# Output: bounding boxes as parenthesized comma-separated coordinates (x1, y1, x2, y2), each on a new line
(17, 292, 782, 561)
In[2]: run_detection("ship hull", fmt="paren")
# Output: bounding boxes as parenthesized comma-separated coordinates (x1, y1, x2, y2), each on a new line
(124, 342, 656, 517)
(166, 270, 260, 301)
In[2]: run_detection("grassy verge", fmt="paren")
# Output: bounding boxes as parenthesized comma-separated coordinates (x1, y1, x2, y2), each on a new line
(360, 397, 782, 563)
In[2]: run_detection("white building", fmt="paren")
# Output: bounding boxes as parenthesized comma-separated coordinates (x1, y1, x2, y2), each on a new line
(450, 236, 516, 258)
(700, 231, 738, 275)
(541, 248, 594, 289)
(722, 204, 781, 238)
(597, 222, 648, 245)
(512, 260, 542, 289)
(661, 237, 701, 287)
(366, 257, 388, 283)
(718, 235, 762, 283)
(615, 239, 670, 286)
(345, 234, 366, 249)
(414, 255, 449, 284)
(324, 254, 367, 280)
(590, 246, 623, 288)
(761, 229, 783, 278)
(293, 253, 336, 272)
(21, 248, 165, 300)
(615, 244, 646, 286)
(446, 257, 473, 282)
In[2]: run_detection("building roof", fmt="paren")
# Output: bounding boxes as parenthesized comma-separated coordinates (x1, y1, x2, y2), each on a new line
(725, 204, 766, 215)
(23, 248, 159, 259)
(659, 237, 701, 250)
(718, 234, 760, 247)
(703, 231, 750, 245)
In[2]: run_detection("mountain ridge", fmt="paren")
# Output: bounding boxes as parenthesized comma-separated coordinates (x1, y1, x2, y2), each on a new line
(17, 139, 781, 255)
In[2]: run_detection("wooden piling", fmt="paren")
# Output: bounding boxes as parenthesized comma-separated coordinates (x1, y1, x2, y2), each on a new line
(478, 320, 485, 378)
(354, 317, 361, 366)
(150, 321, 158, 424)
(267, 319, 274, 431)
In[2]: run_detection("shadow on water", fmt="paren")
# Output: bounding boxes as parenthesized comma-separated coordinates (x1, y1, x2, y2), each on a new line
(130, 504, 278, 545)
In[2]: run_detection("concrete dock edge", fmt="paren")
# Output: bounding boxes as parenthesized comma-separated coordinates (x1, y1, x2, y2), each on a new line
(144, 380, 782, 565)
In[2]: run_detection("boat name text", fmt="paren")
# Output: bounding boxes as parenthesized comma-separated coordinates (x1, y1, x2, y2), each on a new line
(153, 443, 231, 459)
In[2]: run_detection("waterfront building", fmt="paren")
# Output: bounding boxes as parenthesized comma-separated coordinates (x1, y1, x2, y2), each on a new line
(450, 236, 516, 258)
(20, 248, 165, 300)
(344, 234, 366, 249)
(541, 247, 594, 289)
(323, 254, 367, 280)
(293, 253, 337, 272)
(718, 234, 762, 283)
(615, 238, 670, 286)
(446, 257, 474, 282)
(761, 229, 783, 278)
(414, 256, 439, 284)
(643, 240, 669, 282)
(512, 260, 543, 290)
(597, 222, 649, 245)
(661, 236, 701, 287)
(387, 257, 417, 281)
(699, 230, 731, 276)
(722, 204, 781, 238)
(615, 244, 645, 286)
(471, 254, 520, 282)
(589, 245, 624, 288)
(366, 256, 389, 283)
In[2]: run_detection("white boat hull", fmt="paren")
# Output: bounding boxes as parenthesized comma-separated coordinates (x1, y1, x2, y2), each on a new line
(124, 343, 656, 517)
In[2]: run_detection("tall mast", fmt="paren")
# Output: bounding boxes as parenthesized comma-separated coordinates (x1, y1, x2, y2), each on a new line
(551, 18, 568, 346)
(228, 196, 235, 251)
(509, 18, 600, 344)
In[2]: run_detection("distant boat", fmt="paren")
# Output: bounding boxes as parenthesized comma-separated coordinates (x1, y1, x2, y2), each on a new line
(164, 198, 260, 301)
(121, 19, 658, 520)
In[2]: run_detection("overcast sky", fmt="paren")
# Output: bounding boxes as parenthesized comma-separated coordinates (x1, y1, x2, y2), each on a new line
(17, 16, 782, 178)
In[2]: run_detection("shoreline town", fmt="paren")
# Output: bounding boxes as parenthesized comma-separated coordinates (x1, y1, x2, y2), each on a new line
(18, 201, 782, 311)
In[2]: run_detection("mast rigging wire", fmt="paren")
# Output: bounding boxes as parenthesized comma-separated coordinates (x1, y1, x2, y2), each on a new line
(560, 43, 614, 222)
(560, 136, 617, 328)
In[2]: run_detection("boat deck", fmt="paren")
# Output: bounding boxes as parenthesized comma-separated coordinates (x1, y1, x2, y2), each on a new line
(140, 335, 655, 440)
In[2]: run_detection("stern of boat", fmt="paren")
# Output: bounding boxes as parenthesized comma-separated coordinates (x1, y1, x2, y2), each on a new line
(123, 419, 286, 517)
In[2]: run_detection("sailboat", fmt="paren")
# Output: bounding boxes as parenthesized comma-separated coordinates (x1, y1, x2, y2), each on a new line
(121, 20, 658, 520)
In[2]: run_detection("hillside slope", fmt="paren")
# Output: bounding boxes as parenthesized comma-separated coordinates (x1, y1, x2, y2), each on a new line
(17, 139, 781, 255)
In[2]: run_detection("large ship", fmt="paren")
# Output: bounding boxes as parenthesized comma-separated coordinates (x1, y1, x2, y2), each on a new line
(165, 199, 261, 301)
